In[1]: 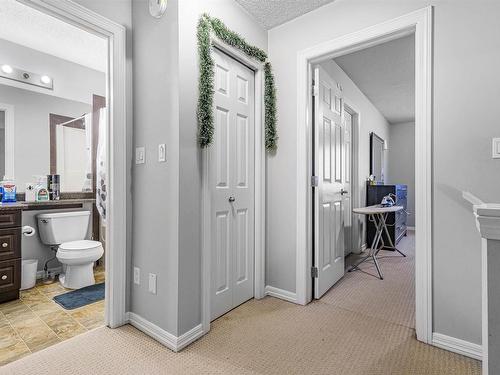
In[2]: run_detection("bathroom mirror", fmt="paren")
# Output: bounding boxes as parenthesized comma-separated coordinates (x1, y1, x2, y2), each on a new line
(370, 132, 385, 183)
(0, 78, 106, 192)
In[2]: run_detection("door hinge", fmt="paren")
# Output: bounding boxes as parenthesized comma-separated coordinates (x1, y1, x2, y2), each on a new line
(311, 267, 319, 278)
(312, 81, 319, 97)
(311, 175, 319, 187)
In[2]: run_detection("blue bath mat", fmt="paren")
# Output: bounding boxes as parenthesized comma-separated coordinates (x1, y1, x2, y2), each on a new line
(53, 283, 105, 310)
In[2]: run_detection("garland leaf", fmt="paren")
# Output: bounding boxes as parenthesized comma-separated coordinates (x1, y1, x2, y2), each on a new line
(197, 14, 278, 151)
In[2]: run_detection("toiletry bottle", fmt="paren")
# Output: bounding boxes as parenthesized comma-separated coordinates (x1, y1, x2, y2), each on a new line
(35, 176, 49, 202)
(47, 174, 60, 200)
(1, 177, 17, 203)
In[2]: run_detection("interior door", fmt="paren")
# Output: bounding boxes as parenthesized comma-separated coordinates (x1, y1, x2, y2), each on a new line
(210, 48, 255, 321)
(343, 109, 353, 255)
(313, 66, 346, 299)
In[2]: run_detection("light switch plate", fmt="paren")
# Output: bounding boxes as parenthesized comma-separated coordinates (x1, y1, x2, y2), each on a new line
(149, 273, 157, 294)
(158, 144, 166, 162)
(493, 138, 500, 159)
(133, 267, 140, 285)
(135, 146, 145, 164)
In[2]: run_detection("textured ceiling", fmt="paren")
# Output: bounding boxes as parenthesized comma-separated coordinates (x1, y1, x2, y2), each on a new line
(235, 0, 336, 29)
(335, 35, 415, 124)
(0, 0, 107, 72)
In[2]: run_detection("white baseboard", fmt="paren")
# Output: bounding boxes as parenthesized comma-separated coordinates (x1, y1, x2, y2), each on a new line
(407, 226, 415, 231)
(127, 312, 203, 352)
(265, 286, 298, 303)
(432, 333, 482, 360)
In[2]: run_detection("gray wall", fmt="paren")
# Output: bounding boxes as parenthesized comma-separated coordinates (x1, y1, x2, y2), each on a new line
(0, 85, 91, 189)
(72, 0, 133, 313)
(130, 0, 180, 335)
(129, 0, 267, 336)
(387, 122, 415, 227)
(177, 0, 267, 336)
(268, 0, 500, 345)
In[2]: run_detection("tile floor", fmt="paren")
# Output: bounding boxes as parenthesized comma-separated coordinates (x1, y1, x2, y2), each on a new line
(0, 267, 105, 366)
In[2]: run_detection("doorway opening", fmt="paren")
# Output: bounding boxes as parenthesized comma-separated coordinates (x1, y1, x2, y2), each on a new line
(297, 7, 432, 344)
(0, 0, 127, 366)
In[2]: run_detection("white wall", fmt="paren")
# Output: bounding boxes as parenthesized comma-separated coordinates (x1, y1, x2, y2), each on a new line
(0, 39, 105, 105)
(387, 122, 415, 227)
(267, 0, 500, 345)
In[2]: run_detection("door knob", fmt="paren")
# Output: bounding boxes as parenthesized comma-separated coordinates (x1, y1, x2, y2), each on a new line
(228, 196, 235, 202)
(340, 189, 348, 195)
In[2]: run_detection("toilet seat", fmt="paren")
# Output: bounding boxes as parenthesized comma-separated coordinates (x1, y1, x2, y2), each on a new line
(59, 240, 102, 251)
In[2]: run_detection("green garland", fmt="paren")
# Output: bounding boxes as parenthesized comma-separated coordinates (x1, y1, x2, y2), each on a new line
(197, 13, 278, 151)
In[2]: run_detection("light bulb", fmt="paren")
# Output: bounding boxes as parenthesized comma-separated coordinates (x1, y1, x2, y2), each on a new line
(1, 65, 13, 74)
(40, 75, 51, 84)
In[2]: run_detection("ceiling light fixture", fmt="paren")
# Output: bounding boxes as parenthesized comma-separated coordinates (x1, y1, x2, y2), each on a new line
(40, 75, 51, 84)
(1, 65, 13, 74)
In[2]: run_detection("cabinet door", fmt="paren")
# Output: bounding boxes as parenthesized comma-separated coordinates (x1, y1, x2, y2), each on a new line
(0, 228, 21, 262)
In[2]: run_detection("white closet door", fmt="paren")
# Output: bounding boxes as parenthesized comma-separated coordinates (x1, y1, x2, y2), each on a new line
(210, 48, 255, 321)
(313, 66, 346, 299)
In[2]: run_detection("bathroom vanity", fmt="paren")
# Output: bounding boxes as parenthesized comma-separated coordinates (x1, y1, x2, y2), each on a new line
(0, 209, 21, 303)
(0, 198, 96, 303)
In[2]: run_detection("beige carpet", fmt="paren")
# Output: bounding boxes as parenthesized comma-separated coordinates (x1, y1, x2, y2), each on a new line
(0, 233, 481, 375)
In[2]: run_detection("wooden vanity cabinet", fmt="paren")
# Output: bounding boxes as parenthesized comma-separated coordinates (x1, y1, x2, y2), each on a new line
(0, 210, 22, 303)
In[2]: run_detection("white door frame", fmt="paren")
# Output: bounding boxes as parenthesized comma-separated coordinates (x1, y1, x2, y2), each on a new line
(0, 103, 15, 178)
(296, 7, 433, 343)
(201, 37, 266, 334)
(343, 100, 362, 254)
(19, 0, 129, 328)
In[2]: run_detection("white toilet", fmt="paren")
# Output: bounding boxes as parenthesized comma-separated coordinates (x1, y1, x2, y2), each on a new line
(37, 211, 104, 289)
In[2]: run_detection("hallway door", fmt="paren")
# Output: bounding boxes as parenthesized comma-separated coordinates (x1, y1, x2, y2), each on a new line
(210, 48, 255, 321)
(313, 66, 346, 299)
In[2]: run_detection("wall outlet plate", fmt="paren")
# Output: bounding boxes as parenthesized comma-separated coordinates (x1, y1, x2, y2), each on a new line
(493, 138, 500, 159)
(149, 273, 157, 294)
(135, 146, 145, 164)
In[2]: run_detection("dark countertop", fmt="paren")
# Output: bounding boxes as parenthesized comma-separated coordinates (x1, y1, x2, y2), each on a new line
(0, 199, 95, 211)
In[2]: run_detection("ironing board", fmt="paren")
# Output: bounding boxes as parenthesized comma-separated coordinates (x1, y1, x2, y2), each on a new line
(349, 204, 406, 280)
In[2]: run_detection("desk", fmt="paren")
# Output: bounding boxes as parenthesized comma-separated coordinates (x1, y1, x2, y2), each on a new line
(350, 205, 406, 279)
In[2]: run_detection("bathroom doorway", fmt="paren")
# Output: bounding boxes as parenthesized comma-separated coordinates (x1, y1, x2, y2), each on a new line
(0, 0, 127, 366)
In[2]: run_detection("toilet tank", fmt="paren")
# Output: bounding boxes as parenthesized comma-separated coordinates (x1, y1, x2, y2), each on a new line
(37, 211, 91, 245)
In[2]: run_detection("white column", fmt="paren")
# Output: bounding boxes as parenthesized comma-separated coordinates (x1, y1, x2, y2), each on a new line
(472, 203, 500, 375)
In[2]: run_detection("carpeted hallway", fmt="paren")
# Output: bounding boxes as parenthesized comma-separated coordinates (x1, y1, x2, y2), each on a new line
(0, 232, 481, 374)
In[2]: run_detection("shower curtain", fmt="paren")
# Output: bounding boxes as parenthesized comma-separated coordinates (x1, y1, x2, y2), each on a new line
(96, 108, 107, 223)
(82, 113, 93, 192)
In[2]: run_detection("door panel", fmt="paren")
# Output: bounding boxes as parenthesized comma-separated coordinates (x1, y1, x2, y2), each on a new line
(210, 48, 255, 321)
(314, 66, 346, 299)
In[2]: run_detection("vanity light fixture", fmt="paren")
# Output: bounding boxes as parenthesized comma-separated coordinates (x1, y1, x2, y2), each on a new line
(0, 64, 53, 90)
(1, 65, 13, 74)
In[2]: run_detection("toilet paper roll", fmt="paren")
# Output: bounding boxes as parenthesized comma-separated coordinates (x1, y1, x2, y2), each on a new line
(22, 225, 36, 237)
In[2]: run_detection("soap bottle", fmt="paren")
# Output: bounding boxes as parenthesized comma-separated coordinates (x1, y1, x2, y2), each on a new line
(34, 176, 49, 202)
(1, 177, 17, 203)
